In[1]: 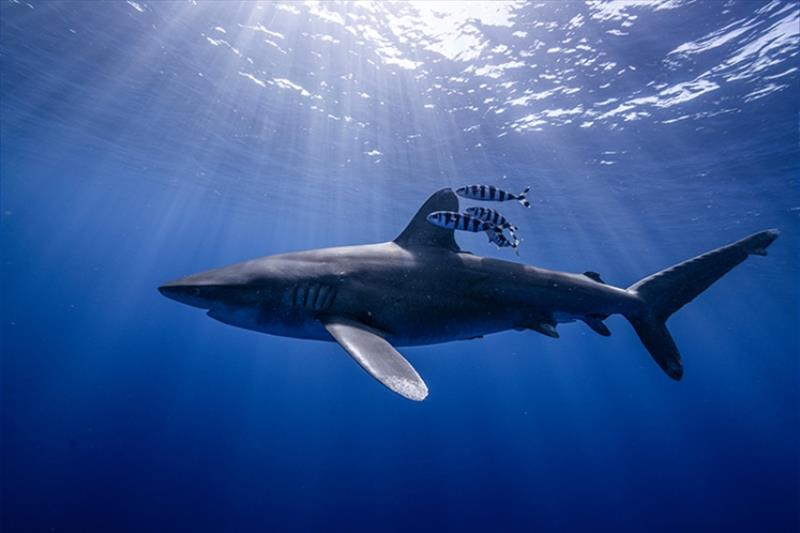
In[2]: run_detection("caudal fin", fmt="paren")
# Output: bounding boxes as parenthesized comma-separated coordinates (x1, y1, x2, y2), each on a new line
(625, 229, 779, 380)
(516, 186, 531, 208)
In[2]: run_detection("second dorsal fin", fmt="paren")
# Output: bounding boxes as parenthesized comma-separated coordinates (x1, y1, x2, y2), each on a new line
(583, 271, 605, 284)
(394, 188, 461, 252)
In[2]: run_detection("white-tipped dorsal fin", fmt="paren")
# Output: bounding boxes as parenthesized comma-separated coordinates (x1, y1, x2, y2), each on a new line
(394, 188, 461, 252)
(320, 316, 429, 401)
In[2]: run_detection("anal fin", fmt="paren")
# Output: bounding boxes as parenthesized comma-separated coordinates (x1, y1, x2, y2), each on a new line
(583, 317, 611, 337)
(526, 321, 559, 338)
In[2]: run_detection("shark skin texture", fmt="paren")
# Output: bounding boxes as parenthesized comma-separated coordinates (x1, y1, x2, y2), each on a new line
(160, 188, 779, 401)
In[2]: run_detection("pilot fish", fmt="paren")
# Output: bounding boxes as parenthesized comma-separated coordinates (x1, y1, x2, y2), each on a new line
(456, 185, 531, 208)
(487, 227, 517, 248)
(426, 211, 494, 233)
(465, 207, 519, 240)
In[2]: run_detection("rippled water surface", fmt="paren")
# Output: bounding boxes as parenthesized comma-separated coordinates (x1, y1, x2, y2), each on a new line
(2, 1, 799, 531)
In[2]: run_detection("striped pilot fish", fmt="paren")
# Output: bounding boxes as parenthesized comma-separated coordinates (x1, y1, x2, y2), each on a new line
(465, 207, 519, 240)
(455, 184, 531, 208)
(426, 211, 495, 233)
(486, 227, 519, 254)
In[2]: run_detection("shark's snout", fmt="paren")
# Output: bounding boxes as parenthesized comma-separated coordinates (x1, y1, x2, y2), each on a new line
(158, 268, 226, 308)
(158, 282, 200, 296)
(158, 281, 207, 307)
(158, 263, 258, 309)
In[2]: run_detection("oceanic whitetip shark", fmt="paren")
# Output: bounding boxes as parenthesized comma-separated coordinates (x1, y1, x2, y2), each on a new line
(159, 188, 779, 401)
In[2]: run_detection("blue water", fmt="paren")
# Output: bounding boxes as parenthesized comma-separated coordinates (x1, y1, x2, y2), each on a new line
(2, 1, 798, 531)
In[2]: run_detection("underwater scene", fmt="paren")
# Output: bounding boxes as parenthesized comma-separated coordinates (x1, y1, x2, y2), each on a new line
(1, 1, 799, 531)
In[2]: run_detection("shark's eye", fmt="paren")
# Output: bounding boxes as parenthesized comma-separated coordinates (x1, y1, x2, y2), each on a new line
(192, 288, 201, 296)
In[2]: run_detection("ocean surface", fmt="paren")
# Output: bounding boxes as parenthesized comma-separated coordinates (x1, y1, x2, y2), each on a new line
(1, 1, 798, 531)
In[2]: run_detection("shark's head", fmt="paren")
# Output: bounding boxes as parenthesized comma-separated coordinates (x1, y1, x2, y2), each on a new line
(159, 270, 229, 309)
(158, 260, 276, 310)
(158, 256, 304, 333)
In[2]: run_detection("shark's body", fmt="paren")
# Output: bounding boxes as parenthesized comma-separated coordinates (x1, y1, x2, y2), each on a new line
(160, 189, 779, 400)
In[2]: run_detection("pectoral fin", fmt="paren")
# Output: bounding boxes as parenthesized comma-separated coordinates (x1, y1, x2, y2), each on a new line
(320, 316, 429, 401)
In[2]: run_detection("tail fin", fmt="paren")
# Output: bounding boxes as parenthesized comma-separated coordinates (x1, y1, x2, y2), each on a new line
(624, 229, 779, 380)
(516, 186, 531, 208)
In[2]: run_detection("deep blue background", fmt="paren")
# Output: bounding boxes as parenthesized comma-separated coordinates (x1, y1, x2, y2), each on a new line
(2, 1, 798, 531)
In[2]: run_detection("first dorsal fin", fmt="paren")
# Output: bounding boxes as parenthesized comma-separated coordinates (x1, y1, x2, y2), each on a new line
(394, 188, 461, 252)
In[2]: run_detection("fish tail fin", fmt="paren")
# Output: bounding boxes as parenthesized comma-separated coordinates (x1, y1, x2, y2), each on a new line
(510, 230, 520, 247)
(623, 229, 779, 380)
(516, 186, 531, 208)
(506, 226, 519, 242)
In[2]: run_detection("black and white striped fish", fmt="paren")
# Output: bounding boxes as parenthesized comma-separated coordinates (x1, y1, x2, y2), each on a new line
(456, 184, 531, 208)
(465, 207, 519, 240)
(486, 227, 519, 255)
(426, 211, 494, 233)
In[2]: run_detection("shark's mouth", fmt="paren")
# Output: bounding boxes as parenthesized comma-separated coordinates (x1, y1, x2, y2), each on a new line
(206, 307, 254, 328)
